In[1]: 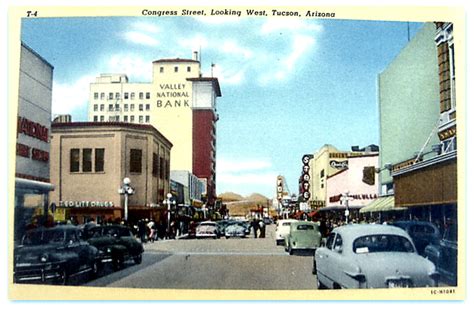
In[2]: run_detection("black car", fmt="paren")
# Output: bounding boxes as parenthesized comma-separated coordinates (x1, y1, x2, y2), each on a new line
(391, 221, 441, 256)
(83, 225, 144, 270)
(14, 225, 99, 285)
(425, 223, 458, 286)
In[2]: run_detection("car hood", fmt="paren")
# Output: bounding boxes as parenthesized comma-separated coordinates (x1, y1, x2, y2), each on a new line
(14, 244, 66, 263)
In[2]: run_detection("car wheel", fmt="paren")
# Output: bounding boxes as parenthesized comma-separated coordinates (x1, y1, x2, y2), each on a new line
(317, 278, 326, 289)
(113, 256, 124, 271)
(133, 254, 142, 265)
(312, 259, 316, 275)
(90, 261, 99, 279)
(57, 266, 68, 285)
(289, 247, 293, 255)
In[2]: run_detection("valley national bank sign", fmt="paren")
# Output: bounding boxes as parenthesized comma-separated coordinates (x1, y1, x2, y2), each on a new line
(156, 83, 191, 108)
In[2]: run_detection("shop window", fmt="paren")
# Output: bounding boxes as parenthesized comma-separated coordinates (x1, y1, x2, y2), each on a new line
(83, 148, 92, 172)
(70, 149, 80, 172)
(95, 148, 105, 172)
(130, 149, 142, 173)
(152, 153, 158, 176)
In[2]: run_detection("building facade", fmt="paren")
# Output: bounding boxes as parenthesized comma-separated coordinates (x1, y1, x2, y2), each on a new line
(14, 43, 54, 242)
(49, 122, 172, 224)
(88, 53, 221, 205)
(170, 170, 206, 206)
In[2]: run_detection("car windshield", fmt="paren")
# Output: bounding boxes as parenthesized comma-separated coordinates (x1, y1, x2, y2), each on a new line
(22, 230, 66, 245)
(296, 224, 314, 230)
(353, 234, 415, 254)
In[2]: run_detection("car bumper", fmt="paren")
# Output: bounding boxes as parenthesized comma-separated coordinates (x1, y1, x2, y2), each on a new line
(14, 263, 64, 283)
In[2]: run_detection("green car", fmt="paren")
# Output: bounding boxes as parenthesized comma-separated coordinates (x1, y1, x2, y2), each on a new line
(83, 225, 144, 271)
(284, 221, 322, 255)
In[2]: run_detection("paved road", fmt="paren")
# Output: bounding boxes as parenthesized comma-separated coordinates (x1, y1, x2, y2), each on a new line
(86, 225, 318, 290)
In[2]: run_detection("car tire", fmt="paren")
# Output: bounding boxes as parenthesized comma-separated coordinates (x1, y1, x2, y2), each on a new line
(113, 256, 124, 271)
(133, 253, 142, 265)
(317, 278, 326, 289)
(90, 261, 99, 279)
(289, 247, 293, 255)
(57, 266, 68, 285)
(312, 259, 316, 275)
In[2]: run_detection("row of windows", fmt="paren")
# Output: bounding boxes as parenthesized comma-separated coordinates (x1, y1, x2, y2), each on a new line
(159, 66, 192, 73)
(93, 115, 150, 123)
(70, 148, 169, 178)
(93, 92, 151, 100)
(93, 103, 150, 112)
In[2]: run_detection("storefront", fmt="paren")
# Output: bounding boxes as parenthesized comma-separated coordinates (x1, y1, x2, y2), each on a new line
(14, 43, 54, 242)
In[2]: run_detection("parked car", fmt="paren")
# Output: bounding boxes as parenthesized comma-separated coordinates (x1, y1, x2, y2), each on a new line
(14, 225, 99, 285)
(195, 221, 219, 239)
(425, 223, 458, 286)
(284, 221, 321, 255)
(225, 223, 247, 239)
(275, 219, 297, 245)
(83, 225, 144, 270)
(391, 221, 441, 256)
(313, 224, 439, 289)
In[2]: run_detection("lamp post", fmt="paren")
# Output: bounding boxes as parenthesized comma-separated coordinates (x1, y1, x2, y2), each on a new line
(163, 193, 175, 237)
(118, 177, 134, 222)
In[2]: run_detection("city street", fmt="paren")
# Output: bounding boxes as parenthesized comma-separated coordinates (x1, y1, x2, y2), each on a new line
(86, 225, 318, 290)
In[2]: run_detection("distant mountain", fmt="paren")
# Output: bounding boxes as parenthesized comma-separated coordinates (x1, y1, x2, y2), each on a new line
(219, 192, 244, 202)
(246, 193, 270, 203)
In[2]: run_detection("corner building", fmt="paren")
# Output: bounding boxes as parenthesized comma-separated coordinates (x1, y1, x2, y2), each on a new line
(88, 53, 221, 205)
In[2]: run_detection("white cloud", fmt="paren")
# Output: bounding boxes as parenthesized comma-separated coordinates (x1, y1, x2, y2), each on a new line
(106, 54, 152, 81)
(123, 31, 159, 46)
(208, 64, 245, 85)
(52, 75, 95, 116)
(218, 172, 277, 186)
(132, 21, 160, 34)
(220, 40, 254, 59)
(177, 34, 209, 53)
(284, 34, 315, 70)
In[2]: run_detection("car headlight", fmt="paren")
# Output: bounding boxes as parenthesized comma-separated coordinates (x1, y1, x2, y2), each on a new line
(106, 247, 112, 253)
(39, 254, 49, 263)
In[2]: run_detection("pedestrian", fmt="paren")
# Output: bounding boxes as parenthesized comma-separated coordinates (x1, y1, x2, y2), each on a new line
(138, 219, 147, 243)
(259, 219, 266, 238)
(147, 219, 156, 242)
(251, 218, 259, 238)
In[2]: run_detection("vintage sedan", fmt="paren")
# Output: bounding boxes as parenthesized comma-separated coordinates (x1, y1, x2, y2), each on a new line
(14, 225, 99, 285)
(275, 219, 297, 245)
(425, 223, 457, 286)
(225, 223, 247, 238)
(195, 221, 219, 239)
(313, 224, 439, 289)
(284, 221, 321, 255)
(391, 221, 440, 256)
(83, 225, 144, 270)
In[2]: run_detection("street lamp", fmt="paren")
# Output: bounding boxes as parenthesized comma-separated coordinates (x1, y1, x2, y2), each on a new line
(340, 191, 353, 224)
(118, 177, 135, 222)
(163, 193, 176, 237)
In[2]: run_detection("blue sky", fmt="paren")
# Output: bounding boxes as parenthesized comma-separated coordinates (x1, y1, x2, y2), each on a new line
(20, 16, 423, 198)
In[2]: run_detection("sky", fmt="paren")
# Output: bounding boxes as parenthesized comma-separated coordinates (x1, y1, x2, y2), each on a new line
(19, 14, 423, 198)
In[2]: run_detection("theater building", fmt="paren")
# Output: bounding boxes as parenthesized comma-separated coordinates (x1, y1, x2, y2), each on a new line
(88, 52, 221, 205)
(49, 122, 172, 224)
(14, 43, 54, 242)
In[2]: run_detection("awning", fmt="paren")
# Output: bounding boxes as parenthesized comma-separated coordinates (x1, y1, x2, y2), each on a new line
(359, 196, 407, 213)
(307, 210, 318, 218)
(318, 205, 363, 212)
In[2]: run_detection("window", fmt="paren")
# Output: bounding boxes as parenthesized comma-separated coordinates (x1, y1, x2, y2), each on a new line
(320, 169, 325, 178)
(130, 149, 142, 173)
(145, 104, 150, 111)
(100, 104, 104, 111)
(115, 104, 120, 111)
(70, 149, 80, 172)
(124, 115, 128, 122)
(139, 116, 143, 123)
(160, 67, 164, 73)
(145, 115, 150, 123)
(95, 149, 105, 172)
(124, 92, 129, 99)
(159, 157, 165, 179)
(100, 116, 104, 122)
(130, 116, 135, 123)
(130, 92, 135, 100)
(139, 104, 143, 111)
(124, 104, 129, 111)
(94, 92, 99, 100)
(108, 116, 114, 122)
(115, 92, 120, 99)
(146, 92, 150, 99)
(326, 233, 335, 250)
(152, 153, 158, 176)
(108, 92, 113, 100)
(100, 92, 105, 100)
(139, 92, 144, 100)
(93, 116, 98, 122)
(174, 66, 178, 73)
(108, 104, 113, 111)
(130, 104, 135, 111)
(93, 104, 98, 111)
(187, 66, 191, 72)
(82, 148, 92, 172)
